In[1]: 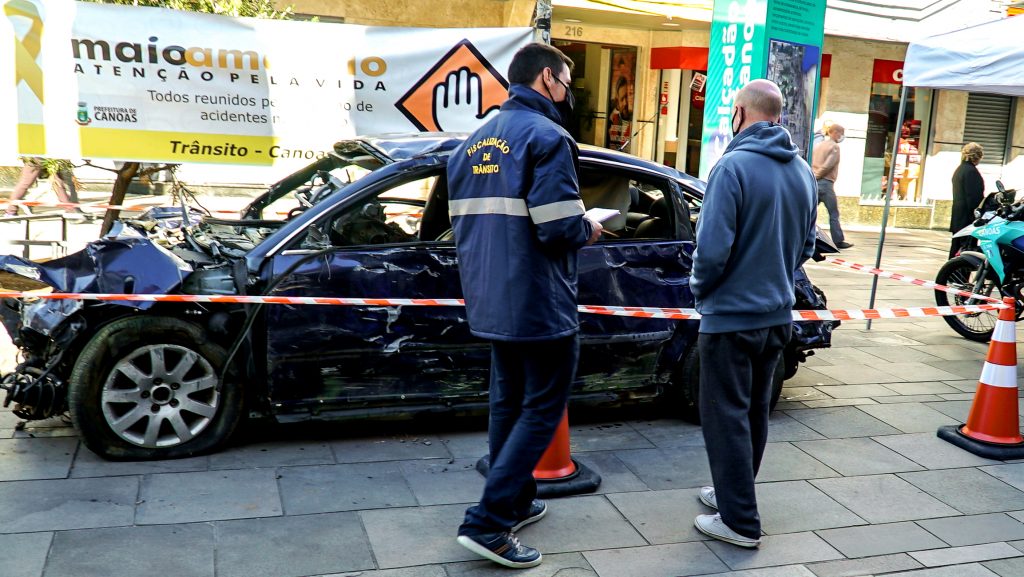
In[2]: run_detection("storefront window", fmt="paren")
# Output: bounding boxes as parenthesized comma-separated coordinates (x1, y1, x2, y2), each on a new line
(861, 59, 931, 204)
(554, 41, 638, 152)
(553, 41, 589, 142)
(685, 73, 706, 176)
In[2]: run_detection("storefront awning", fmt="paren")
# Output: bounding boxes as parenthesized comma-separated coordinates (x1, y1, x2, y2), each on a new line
(650, 46, 707, 70)
(554, 0, 713, 22)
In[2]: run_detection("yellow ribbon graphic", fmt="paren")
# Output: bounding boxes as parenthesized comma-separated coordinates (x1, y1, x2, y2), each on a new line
(5, 0, 45, 103)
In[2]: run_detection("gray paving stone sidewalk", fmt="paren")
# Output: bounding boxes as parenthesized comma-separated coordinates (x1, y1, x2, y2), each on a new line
(7, 228, 1024, 576)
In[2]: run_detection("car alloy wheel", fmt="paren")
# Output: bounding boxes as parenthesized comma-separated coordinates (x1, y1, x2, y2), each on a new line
(100, 344, 220, 448)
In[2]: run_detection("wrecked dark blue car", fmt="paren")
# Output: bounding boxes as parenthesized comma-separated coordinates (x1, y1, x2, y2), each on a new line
(0, 134, 837, 460)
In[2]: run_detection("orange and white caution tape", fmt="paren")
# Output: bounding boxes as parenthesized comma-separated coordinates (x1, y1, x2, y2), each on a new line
(582, 303, 1008, 320)
(826, 257, 1002, 304)
(0, 291, 465, 307)
(578, 305, 699, 320)
(0, 198, 271, 217)
(0, 199, 166, 213)
(789, 304, 1006, 321)
(0, 290, 1008, 320)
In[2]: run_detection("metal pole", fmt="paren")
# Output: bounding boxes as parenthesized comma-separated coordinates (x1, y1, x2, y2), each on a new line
(533, 0, 552, 44)
(866, 84, 909, 330)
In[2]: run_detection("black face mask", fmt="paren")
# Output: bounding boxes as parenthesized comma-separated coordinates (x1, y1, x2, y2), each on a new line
(551, 75, 575, 129)
(731, 107, 744, 137)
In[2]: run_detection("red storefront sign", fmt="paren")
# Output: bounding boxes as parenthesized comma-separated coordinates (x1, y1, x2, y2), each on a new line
(690, 90, 705, 109)
(872, 59, 904, 85)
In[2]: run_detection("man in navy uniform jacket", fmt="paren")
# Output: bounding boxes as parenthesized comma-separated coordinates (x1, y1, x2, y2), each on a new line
(448, 43, 601, 569)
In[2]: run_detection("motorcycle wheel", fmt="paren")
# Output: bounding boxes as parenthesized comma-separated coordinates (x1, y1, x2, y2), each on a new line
(674, 345, 784, 424)
(69, 316, 244, 460)
(935, 256, 1002, 342)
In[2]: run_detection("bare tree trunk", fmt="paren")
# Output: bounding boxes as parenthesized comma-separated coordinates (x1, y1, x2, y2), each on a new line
(100, 162, 139, 236)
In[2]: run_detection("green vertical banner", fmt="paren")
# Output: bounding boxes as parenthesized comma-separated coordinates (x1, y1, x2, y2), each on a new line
(699, 0, 825, 179)
(699, 0, 768, 179)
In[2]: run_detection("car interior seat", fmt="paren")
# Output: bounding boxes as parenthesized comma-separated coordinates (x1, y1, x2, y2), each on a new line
(419, 174, 452, 241)
(330, 201, 413, 246)
(634, 196, 671, 239)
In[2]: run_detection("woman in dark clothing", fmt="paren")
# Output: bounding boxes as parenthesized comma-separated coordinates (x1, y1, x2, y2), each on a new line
(949, 142, 985, 258)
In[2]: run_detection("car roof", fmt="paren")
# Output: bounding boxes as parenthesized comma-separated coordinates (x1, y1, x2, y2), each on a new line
(341, 133, 705, 191)
(349, 133, 467, 162)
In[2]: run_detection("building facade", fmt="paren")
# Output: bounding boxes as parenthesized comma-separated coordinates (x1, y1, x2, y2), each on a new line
(542, 0, 1024, 230)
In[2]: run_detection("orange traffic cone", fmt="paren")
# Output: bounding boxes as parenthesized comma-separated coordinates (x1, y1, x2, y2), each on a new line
(938, 296, 1024, 459)
(475, 408, 601, 498)
(533, 410, 580, 480)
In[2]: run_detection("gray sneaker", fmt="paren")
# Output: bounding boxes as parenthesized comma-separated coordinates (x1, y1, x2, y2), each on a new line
(694, 514, 760, 548)
(698, 486, 718, 510)
(457, 532, 542, 568)
(512, 499, 547, 532)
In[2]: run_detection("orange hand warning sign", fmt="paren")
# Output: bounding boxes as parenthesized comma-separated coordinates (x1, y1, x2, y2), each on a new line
(396, 39, 510, 132)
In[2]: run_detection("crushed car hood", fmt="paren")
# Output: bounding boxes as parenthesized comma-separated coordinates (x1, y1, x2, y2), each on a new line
(0, 236, 193, 309)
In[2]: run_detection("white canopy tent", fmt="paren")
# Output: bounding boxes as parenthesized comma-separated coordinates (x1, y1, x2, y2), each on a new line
(865, 15, 1023, 324)
(903, 16, 1024, 97)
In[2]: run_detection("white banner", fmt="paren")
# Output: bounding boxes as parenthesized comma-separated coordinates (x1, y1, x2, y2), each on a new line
(0, 0, 531, 168)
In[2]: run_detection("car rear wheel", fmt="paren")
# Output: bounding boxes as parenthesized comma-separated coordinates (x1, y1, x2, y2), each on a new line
(69, 316, 243, 460)
(675, 345, 784, 425)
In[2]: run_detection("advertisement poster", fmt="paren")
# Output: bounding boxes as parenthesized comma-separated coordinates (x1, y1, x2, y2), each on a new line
(765, 0, 826, 157)
(766, 39, 819, 158)
(0, 0, 531, 168)
(606, 47, 636, 151)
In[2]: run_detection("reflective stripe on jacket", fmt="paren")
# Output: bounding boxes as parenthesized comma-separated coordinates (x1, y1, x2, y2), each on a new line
(447, 84, 593, 341)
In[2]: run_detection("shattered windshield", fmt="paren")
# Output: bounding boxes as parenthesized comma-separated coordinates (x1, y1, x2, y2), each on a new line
(250, 156, 376, 221)
(257, 164, 372, 221)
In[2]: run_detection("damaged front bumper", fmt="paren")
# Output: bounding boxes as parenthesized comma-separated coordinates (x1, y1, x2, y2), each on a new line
(786, 266, 839, 374)
(0, 235, 194, 421)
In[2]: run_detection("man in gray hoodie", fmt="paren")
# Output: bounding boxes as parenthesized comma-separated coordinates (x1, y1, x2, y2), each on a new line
(690, 79, 818, 548)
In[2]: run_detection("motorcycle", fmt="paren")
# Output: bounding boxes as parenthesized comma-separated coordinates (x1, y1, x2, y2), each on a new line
(935, 180, 1023, 341)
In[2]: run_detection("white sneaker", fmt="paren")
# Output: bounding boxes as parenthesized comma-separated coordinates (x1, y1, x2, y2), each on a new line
(694, 514, 760, 548)
(699, 486, 718, 510)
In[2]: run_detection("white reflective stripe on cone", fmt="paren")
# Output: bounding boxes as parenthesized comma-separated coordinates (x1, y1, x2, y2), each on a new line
(992, 320, 1016, 344)
(979, 363, 1019, 388)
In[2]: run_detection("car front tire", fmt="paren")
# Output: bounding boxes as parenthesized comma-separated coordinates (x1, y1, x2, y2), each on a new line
(69, 316, 243, 460)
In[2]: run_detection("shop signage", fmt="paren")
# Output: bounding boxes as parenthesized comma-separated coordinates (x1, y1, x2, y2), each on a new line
(699, 0, 826, 178)
(691, 90, 706, 109)
(0, 0, 531, 167)
(872, 59, 905, 85)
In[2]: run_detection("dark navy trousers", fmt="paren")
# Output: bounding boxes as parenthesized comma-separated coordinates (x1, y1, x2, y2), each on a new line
(698, 324, 790, 540)
(458, 335, 579, 536)
(816, 179, 846, 245)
